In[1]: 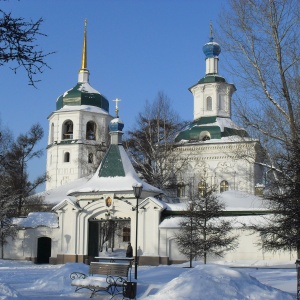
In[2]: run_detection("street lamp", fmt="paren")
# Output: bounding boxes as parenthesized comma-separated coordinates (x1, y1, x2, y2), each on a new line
(296, 259, 300, 299)
(132, 183, 143, 280)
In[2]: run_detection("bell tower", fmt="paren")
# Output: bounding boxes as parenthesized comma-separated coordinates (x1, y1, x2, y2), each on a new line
(46, 20, 113, 191)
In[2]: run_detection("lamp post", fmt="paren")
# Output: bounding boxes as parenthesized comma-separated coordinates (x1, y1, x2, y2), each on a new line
(188, 200, 193, 268)
(296, 259, 300, 299)
(132, 183, 143, 280)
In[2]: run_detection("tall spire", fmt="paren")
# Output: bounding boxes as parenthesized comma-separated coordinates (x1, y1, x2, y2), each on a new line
(78, 19, 89, 83)
(81, 19, 87, 70)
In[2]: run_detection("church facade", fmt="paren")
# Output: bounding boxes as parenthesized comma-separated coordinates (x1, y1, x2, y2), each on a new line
(1, 24, 295, 265)
(173, 32, 264, 198)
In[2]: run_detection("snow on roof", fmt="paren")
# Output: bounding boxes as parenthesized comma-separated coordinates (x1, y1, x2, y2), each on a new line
(12, 212, 58, 228)
(176, 136, 256, 145)
(219, 190, 267, 211)
(192, 118, 244, 132)
(62, 82, 101, 97)
(52, 197, 79, 211)
(67, 146, 162, 195)
(140, 197, 167, 209)
(38, 177, 89, 205)
(111, 117, 124, 124)
(216, 117, 243, 131)
(165, 191, 267, 212)
(58, 105, 109, 115)
(77, 82, 101, 94)
(165, 202, 187, 211)
(159, 215, 269, 229)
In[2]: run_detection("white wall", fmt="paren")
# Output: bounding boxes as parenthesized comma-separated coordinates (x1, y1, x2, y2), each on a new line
(2, 227, 59, 260)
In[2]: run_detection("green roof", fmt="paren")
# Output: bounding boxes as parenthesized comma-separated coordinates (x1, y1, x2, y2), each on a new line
(198, 74, 226, 84)
(98, 145, 125, 177)
(175, 116, 248, 143)
(56, 83, 109, 112)
(189, 75, 236, 92)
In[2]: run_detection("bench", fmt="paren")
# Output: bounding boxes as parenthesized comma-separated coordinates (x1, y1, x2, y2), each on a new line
(70, 262, 131, 298)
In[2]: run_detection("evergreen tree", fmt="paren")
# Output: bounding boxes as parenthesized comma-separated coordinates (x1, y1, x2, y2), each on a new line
(4, 123, 47, 216)
(175, 185, 237, 265)
(249, 145, 300, 256)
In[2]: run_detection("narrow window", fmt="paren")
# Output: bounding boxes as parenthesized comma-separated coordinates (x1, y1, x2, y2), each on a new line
(64, 152, 70, 163)
(123, 227, 130, 242)
(177, 182, 185, 198)
(220, 180, 229, 193)
(50, 123, 54, 143)
(88, 153, 93, 164)
(219, 95, 225, 111)
(198, 180, 207, 197)
(206, 96, 212, 111)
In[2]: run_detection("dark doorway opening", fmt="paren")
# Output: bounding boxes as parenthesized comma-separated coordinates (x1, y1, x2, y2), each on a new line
(88, 219, 130, 257)
(37, 237, 51, 264)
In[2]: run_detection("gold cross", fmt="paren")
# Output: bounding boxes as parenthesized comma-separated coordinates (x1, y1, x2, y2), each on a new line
(113, 98, 121, 117)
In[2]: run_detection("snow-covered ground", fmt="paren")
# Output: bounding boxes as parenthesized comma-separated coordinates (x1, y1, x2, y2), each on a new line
(0, 259, 296, 299)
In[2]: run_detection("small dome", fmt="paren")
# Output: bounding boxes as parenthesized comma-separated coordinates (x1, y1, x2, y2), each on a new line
(109, 117, 124, 132)
(203, 38, 221, 58)
(56, 82, 109, 112)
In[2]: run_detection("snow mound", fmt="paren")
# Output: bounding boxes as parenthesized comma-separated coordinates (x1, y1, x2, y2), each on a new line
(0, 283, 18, 298)
(145, 264, 294, 300)
(30, 263, 89, 293)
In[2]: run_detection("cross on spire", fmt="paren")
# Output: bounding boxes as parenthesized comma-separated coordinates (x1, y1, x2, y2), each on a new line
(209, 20, 214, 42)
(113, 98, 121, 117)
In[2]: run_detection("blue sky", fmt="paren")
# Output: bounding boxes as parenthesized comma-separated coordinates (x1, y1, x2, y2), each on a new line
(0, 0, 228, 191)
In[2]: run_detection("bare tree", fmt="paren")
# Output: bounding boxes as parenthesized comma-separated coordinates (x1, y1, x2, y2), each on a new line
(218, 0, 300, 163)
(77, 140, 109, 177)
(124, 91, 188, 193)
(175, 184, 237, 265)
(0, 9, 53, 86)
(218, 0, 300, 256)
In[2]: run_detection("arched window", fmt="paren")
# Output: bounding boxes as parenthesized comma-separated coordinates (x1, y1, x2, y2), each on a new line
(123, 227, 130, 242)
(220, 180, 229, 193)
(86, 121, 96, 140)
(206, 96, 212, 111)
(62, 120, 73, 140)
(64, 152, 70, 162)
(177, 182, 185, 198)
(88, 153, 93, 164)
(198, 180, 207, 197)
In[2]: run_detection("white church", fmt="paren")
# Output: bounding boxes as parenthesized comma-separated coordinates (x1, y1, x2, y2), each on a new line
(2, 24, 295, 265)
